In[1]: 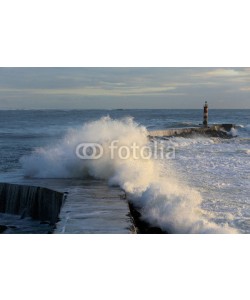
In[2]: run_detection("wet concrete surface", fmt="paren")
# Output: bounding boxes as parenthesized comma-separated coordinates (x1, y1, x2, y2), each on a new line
(0, 178, 134, 234)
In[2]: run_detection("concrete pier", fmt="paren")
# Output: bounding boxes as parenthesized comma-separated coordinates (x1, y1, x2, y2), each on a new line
(54, 181, 134, 234)
(0, 181, 135, 234)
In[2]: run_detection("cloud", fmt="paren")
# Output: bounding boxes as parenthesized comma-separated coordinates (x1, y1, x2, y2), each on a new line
(240, 87, 250, 91)
(0, 85, 178, 97)
(0, 68, 249, 109)
(201, 68, 241, 77)
(193, 68, 250, 80)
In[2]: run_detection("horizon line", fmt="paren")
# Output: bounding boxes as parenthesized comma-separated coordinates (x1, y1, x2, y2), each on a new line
(0, 108, 249, 111)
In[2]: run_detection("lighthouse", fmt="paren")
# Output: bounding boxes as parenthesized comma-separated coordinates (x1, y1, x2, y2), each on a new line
(203, 101, 208, 127)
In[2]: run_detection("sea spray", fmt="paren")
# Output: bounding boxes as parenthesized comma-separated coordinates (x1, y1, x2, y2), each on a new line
(21, 116, 238, 234)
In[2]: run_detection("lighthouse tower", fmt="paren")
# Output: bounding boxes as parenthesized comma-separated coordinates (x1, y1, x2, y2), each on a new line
(203, 101, 208, 127)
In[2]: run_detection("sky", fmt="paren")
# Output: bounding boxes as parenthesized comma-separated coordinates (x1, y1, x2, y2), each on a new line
(0, 67, 249, 109)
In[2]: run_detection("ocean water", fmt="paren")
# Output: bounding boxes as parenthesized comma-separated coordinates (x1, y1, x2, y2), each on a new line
(0, 109, 249, 233)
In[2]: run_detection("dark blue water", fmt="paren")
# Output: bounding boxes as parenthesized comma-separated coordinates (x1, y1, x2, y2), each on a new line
(0, 109, 249, 173)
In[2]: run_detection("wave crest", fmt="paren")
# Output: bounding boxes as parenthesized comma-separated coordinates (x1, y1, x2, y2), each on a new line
(21, 117, 238, 234)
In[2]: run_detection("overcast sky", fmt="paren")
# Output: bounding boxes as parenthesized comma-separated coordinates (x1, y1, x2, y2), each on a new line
(0, 68, 249, 109)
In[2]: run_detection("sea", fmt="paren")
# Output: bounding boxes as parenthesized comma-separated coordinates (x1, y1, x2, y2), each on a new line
(0, 109, 249, 233)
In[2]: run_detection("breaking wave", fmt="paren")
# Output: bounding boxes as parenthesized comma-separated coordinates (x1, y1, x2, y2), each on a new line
(21, 116, 238, 233)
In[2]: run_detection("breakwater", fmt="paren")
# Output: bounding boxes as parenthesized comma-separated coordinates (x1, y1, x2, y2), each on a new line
(149, 124, 235, 138)
(0, 183, 65, 233)
(128, 202, 165, 234)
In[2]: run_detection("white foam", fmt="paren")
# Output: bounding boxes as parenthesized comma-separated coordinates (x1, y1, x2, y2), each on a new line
(169, 136, 215, 148)
(229, 128, 238, 137)
(21, 117, 238, 234)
